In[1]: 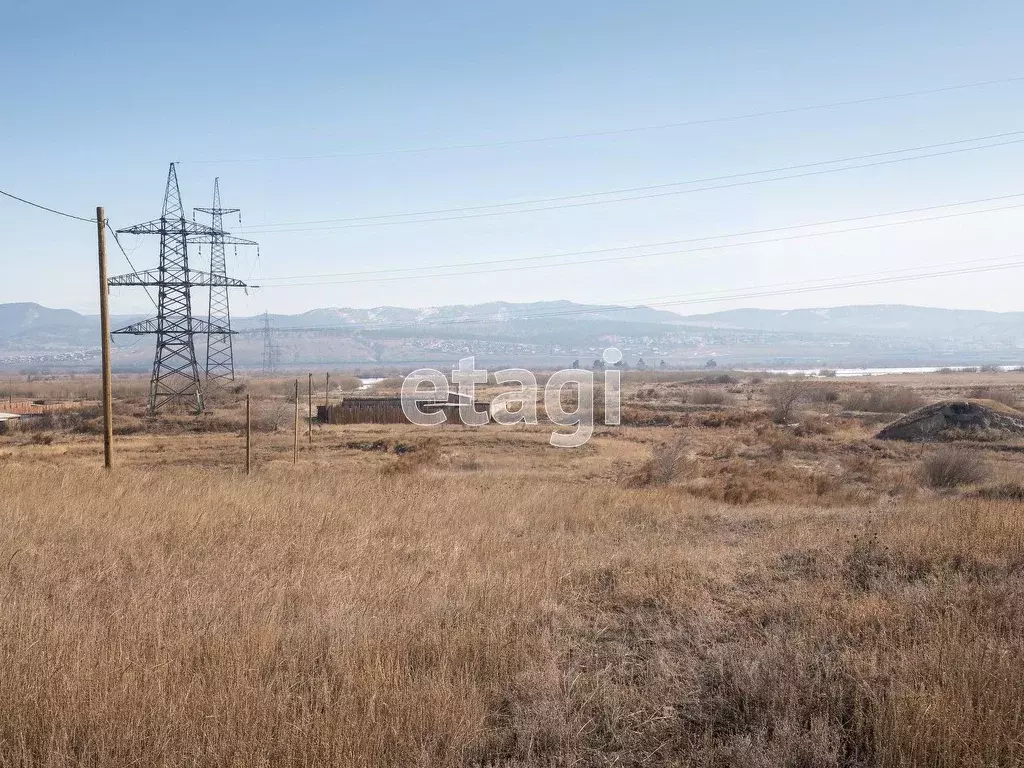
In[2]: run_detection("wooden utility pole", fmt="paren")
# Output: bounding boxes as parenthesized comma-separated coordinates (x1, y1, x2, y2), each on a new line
(325, 372, 330, 407)
(293, 379, 299, 464)
(307, 373, 313, 444)
(245, 394, 252, 475)
(96, 207, 113, 470)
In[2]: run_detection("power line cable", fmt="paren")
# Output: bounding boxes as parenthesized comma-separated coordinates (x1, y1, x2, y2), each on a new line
(259, 191, 1024, 280)
(184, 74, 1024, 164)
(244, 257, 1024, 335)
(258, 197, 1024, 287)
(106, 222, 158, 309)
(245, 130, 1024, 228)
(0, 188, 93, 223)
(641, 260, 1024, 312)
(242, 132, 1024, 232)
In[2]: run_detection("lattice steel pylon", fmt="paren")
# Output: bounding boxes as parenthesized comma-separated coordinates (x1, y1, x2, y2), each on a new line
(195, 178, 240, 385)
(109, 163, 255, 414)
(261, 311, 277, 374)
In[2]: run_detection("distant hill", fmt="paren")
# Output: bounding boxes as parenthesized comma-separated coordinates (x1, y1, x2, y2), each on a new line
(678, 305, 1024, 338)
(0, 303, 96, 340)
(3, 300, 1024, 370)
(233, 301, 687, 331)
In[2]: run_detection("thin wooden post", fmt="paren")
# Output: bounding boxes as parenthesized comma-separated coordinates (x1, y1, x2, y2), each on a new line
(96, 207, 113, 470)
(308, 373, 313, 444)
(245, 394, 251, 475)
(293, 379, 299, 464)
(325, 372, 330, 407)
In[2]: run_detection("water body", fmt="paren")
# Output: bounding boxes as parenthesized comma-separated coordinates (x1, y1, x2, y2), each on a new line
(753, 365, 1024, 378)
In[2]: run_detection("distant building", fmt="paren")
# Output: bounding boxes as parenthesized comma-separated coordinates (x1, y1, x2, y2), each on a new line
(317, 391, 486, 425)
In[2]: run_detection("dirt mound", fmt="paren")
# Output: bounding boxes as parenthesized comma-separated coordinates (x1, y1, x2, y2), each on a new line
(876, 399, 1024, 442)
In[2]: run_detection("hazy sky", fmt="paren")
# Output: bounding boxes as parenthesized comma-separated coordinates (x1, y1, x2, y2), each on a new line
(3, 1, 1024, 317)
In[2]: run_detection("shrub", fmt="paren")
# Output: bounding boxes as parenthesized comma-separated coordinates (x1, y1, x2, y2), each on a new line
(625, 439, 690, 487)
(767, 377, 811, 424)
(968, 387, 1019, 408)
(805, 385, 841, 404)
(844, 386, 923, 414)
(921, 450, 988, 489)
(794, 414, 833, 436)
(688, 388, 730, 406)
(380, 441, 439, 475)
(976, 481, 1024, 501)
(619, 407, 674, 427)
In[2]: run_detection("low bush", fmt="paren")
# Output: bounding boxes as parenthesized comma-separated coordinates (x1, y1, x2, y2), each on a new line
(625, 439, 690, 487)
(688, 388, 730, 406)
(380, 440, 439, 475)
(805, 385, 841, 404)
(921, 449, 988, 489)
(844, 386, 923, 414)
(975, 481, 1024, 501)
(794, 414, 833, 436)
(968, 386, 1019, 408)
(767, 377, 811, 424)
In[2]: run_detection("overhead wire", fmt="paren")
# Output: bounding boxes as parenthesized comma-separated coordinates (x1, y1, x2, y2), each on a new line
(240, 132, 1024, 231)
(240, 256, 1024, 335)
(257, 195, 1024, 287)
(183, 73, 1024, 164)
(0, 188, 93, 223)
(106, 222, 158, 309)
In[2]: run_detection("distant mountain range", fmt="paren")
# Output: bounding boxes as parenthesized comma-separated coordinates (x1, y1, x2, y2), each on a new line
(2, 301, 1023, 371)
(681, 305, 1024, 338)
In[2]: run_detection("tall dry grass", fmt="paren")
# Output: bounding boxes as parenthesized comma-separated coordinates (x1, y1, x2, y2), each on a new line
(0, 374, 150, 402)
(1, 453, 1022, 766)
(844, 386, 925, 414)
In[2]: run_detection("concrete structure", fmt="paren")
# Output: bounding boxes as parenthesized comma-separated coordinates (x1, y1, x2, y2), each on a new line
(877, 399, 1024, 441)
(317, 392, 487, 425)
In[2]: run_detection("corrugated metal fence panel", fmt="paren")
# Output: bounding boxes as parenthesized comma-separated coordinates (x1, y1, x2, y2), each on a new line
(321, 399, 477, 425)
(325, 399, 408, 425)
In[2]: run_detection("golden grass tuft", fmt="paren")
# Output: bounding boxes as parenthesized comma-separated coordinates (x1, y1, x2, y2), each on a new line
(2, 370, 1024, 765)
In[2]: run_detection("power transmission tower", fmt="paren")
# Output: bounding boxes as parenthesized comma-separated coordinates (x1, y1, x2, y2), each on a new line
(261, 311, 277, 374)
(194, 178, 240, 385)
(109, 163, 255, 414)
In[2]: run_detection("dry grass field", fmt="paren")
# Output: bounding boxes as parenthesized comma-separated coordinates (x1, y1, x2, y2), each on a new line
(1, 370, 1023, 766)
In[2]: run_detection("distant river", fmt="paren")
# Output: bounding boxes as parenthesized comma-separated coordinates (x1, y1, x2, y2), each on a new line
(751, 365, 1023, 378)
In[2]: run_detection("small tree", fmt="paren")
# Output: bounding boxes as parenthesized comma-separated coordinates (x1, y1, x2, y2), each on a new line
(768, 376, 812, 424)
(704, 358, 718, 369)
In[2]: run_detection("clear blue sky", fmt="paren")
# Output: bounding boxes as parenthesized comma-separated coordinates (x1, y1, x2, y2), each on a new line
(3, 0, 1024, 317)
